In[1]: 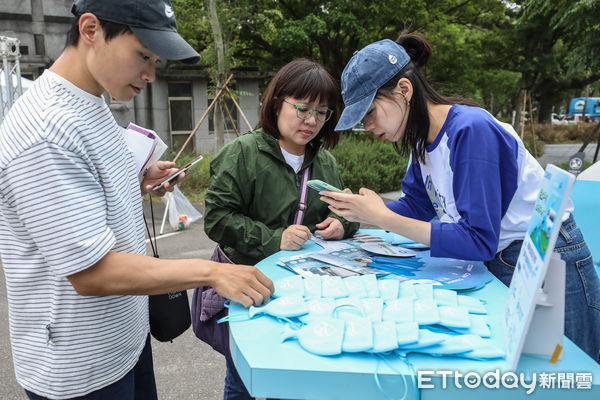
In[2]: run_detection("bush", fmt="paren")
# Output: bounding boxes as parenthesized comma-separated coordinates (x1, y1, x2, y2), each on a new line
(330, 132, 409, 193)
(534, 122, 597, 144)
(163, 152, 214, 202)
(522, 134, 545, 158)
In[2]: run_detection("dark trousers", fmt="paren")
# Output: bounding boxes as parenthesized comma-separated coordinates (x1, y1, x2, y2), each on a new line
(26, 334, 158, 400)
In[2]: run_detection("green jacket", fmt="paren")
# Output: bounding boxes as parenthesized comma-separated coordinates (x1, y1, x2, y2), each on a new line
(204, 128, 359, 265)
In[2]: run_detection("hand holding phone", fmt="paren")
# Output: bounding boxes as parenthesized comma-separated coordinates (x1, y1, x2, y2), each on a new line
(151, 155, 203, 191)
(307, 179, 344, 193)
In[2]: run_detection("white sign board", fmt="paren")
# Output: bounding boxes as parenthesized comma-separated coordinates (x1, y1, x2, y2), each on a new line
(503, 164, 574, 370)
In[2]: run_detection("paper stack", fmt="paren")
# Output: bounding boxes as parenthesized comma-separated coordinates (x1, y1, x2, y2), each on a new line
(122, 123, 168, 180)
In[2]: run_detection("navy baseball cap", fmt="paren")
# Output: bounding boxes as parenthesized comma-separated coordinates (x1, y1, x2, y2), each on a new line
(335, 39, 411, 131)
(72, 0, 201, 64)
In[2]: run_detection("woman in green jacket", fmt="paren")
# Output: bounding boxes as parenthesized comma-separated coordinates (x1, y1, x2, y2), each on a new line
(200, 59, 359, 400)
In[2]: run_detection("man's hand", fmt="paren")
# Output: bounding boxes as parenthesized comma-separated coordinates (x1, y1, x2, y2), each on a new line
(141, 161, 185, 196)
(210, 263, 274, 308)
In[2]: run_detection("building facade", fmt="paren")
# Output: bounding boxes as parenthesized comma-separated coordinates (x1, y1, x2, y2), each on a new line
(0, 0, 266, 153)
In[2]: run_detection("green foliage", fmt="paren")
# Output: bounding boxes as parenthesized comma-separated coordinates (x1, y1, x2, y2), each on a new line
(527, 0, 600, 72)
(169, 152, 214, 202)
(171, 0, 599, 142)
(521, 134, 545, 158)
(330, 132, 409, 193)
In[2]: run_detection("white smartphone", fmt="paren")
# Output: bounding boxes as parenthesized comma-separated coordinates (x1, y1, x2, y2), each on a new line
(151, 155, 203, 191)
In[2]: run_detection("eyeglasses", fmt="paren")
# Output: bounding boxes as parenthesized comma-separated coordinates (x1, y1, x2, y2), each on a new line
(283, 99, 333, 122)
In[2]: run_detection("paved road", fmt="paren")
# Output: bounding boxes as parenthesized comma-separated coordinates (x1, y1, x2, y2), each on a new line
(2, 143, 598, 399)
(537, 143, 599, 168)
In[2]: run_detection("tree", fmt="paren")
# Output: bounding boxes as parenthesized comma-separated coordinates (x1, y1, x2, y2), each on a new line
(173, 0, 237, 151)
(231, 0, 516, 113)
(173, 0, 598, 130)
(506, 0, 600, 123)
(208, 0, 227, 149)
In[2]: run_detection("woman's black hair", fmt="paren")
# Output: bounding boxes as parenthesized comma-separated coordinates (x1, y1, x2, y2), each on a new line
(377, 34, 479, 163)
(65, 15, 132, 48)
(259, 59, 341, 149)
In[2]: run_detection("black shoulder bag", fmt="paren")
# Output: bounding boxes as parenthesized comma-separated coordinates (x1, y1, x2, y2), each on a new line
(144, 197, 191, 342)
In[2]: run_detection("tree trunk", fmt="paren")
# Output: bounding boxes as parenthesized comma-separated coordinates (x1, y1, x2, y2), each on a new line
(537, 93, 555, 123)
(209, 0, 227, 150)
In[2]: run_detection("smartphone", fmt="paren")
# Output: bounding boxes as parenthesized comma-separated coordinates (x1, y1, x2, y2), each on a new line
(152, 155, 203, 191)
(306, 179, 344, 193)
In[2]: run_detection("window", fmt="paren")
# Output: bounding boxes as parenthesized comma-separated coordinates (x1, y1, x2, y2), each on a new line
(168, 82, 194, 153)
(208, 84, 238, 135)
(34, 34, 45, 56)
(19, 45, 28, 55)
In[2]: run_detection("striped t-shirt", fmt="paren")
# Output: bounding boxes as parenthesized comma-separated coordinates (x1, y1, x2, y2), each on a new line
(0, 70, 149, 399)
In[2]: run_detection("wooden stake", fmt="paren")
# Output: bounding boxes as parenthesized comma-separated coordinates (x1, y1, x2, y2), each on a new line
(225, 86, 253, 132)
(173, 73, 234, 163)
(528, 92, 537, 157)
(520, 89, 527, 140)
(221, 100, 240, 137)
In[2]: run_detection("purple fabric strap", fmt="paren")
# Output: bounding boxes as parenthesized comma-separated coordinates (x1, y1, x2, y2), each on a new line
(294, 167, 311, 225)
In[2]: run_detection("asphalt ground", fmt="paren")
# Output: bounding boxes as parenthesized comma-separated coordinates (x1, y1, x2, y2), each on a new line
(1, 143, 598, 399)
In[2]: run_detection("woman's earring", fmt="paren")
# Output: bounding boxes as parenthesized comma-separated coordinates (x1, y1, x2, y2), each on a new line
(405, 97, 410, 106)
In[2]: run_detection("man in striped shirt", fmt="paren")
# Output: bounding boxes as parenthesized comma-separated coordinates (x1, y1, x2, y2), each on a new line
(0, 1, 273, 399)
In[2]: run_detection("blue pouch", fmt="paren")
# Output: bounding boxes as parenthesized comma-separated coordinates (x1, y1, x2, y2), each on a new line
(378, 279, 400, 300)
(382, 298, 414, 323)
(399, 328, 447, 350)
(433, 288, 458, 307)
(248, 295, 308, 319)
(303, 276, 322, 299)
(413, 299, 440, 325)
(457, 295, 487, 314)
(298, 298, 336, 324)
(395, 322, 419, 345)
(410, 333, 474, 356)
(437, 306, 471, 329)
(362, 274, 380, 297)
(322, 276, 349, 298)
(334, 297, 365, 320)
(342, 318, 374, 353)
(368, 321, 399, 353)
(414, 283, 434, 299)
(399, 281, 417, 299)
(447, 314, 491, 338)
(273, 275, 305, 298)
(343, 275, 368, 298)
(281, 319, 345, 356)
(361, 297, 384, 322)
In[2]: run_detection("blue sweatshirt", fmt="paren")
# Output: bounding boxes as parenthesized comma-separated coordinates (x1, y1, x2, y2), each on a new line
(387, 105, 547, 261)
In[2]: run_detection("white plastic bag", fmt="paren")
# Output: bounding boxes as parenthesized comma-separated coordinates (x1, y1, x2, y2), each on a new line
(162, 186, 202, 230)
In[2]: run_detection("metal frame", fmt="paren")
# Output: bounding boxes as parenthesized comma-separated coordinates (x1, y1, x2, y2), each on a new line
(0, 36, 23, 122)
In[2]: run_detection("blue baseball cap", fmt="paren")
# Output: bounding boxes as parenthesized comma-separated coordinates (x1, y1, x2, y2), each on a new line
(335, 39, 411, 131)
(72, 0, 201, 64)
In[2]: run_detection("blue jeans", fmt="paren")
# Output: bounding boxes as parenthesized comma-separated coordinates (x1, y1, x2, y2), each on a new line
(25, 335, 157, 400)
(224, 355, 254, 400)
(485, 214, 600, 362)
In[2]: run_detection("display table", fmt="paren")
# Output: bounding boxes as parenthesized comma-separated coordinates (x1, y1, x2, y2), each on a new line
(228, 230, 600, 399)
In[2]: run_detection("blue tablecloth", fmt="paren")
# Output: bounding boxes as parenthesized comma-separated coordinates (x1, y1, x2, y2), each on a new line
(228, 230, 599, 399)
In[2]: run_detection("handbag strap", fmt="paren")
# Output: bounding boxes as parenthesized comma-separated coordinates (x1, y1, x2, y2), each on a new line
(294, 166, 311, 225)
